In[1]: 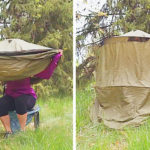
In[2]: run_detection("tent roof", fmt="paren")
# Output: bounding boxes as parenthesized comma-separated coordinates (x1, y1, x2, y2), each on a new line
(118, 30, 150, 38)
(0, 39, 52, 53)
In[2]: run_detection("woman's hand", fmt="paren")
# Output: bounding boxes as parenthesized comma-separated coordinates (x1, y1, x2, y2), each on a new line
(58, 49, 63, 55)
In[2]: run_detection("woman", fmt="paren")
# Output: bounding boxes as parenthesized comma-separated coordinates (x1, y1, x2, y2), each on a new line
(0, 50, 63, 137)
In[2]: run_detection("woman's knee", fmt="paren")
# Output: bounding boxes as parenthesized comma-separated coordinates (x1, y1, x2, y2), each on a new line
(15, 98, 27, 115)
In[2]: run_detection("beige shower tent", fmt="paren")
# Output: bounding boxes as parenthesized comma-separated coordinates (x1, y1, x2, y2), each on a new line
(90, 30, 150, 129)
(0, 39, 59, 81)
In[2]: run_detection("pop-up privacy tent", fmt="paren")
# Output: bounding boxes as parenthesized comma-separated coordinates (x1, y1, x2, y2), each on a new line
(0, 39, 59, 81)
(90, 30, 150, 129)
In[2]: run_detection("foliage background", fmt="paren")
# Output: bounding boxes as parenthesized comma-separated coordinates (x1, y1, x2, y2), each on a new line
(0, 0, 73, 97)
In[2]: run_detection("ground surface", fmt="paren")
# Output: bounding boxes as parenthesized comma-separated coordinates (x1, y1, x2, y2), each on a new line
(0, 95, 72, 150)
(77, 84, 150, 150)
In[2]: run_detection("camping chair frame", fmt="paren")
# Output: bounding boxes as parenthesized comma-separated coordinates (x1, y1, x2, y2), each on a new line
(34, 111, 40, 128)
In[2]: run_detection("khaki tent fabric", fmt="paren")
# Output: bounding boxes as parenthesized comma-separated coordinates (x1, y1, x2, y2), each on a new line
(0, 39, 53, 53)
(96, 37, 150, 87)
(119, 30, 150, 38)
(0, 39, 59, 81)
(90, 30, 150, 129)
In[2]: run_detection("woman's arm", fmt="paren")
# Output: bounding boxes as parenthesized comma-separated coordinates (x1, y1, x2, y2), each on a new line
(34, 50, 63, 80)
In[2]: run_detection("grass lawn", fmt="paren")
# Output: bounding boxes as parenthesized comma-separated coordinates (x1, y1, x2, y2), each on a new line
(0, 95, 72, 150)
(77, 84, 150, 150)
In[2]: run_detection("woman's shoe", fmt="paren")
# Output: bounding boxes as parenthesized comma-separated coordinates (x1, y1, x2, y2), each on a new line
(4, 131, 13, 138)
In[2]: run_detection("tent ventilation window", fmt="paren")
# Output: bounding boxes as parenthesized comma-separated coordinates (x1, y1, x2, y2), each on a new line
(128, 37, 149, 42)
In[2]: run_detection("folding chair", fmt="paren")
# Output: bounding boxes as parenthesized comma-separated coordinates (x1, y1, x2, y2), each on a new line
(9, 105, 40, 133)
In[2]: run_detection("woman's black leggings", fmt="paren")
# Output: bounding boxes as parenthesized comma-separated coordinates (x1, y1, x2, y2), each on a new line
(0, 94, 36, 117)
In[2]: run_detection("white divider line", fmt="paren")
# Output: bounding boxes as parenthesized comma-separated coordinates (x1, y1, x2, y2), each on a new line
(73, 0, 76, 149)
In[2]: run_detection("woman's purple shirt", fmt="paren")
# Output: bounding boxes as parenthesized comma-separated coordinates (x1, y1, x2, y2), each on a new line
(5, 53, 62, 99)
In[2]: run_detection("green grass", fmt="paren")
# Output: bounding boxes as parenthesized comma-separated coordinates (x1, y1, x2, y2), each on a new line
(77, 84, 150, 150)
(0, 95, 72, 150)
